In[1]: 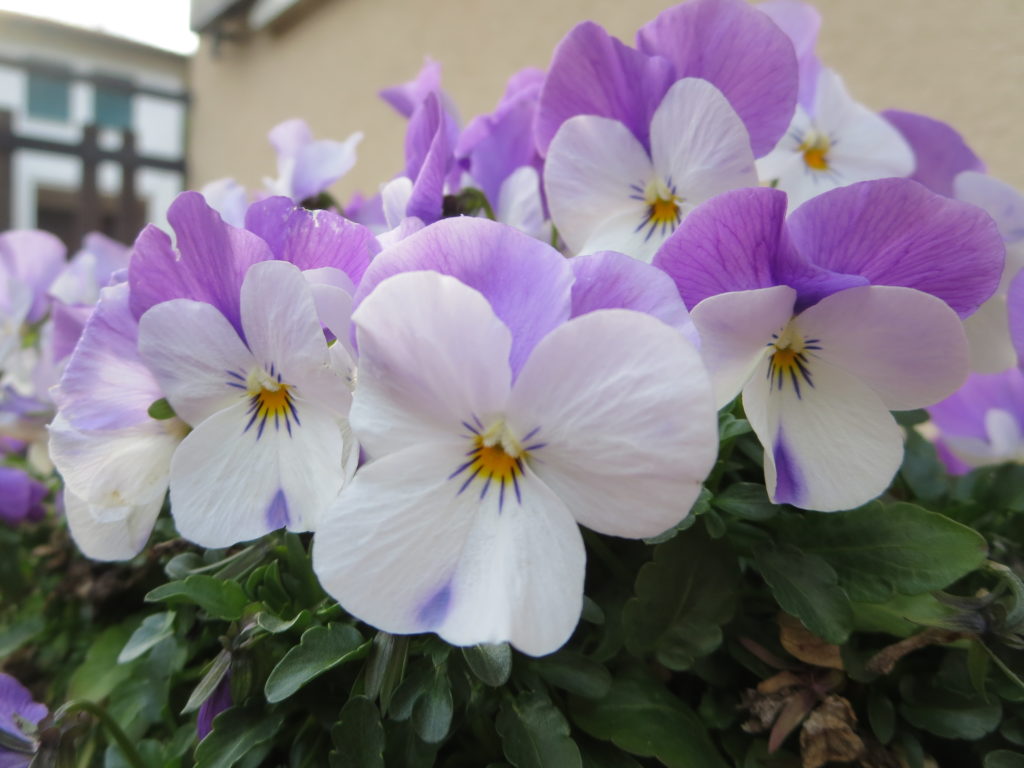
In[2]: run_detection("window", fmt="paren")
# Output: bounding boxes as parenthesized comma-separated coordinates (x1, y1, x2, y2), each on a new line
(94, 80, 132, 129)
(27, 69, 70, 121)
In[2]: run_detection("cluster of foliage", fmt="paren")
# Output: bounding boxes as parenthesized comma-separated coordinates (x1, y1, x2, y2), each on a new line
(4, 406, 1024, 768)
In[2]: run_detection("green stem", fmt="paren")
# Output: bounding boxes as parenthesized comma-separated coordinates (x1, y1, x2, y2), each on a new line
(53, 700, 147, 768)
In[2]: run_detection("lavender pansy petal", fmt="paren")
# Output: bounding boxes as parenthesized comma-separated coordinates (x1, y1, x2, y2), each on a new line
(50, 301, 93, 363)
(758, 0, 821, 108)
(354, 218, 573, 376)
(0, 230, 65, 322)
(882, 110, 985, 197)
(380, 58, 443, 118)
(405, 94, 453, 224)
(929, 369, 1024, 444)
(787, 178, 1005, 317)
(954, 171, 1024, 243)
(128, 191, 273, 334)
(290, 132, 363, 202)
(636, 0, 798, 157)
(244, 197, 378, 284)
(653, 187, 865, 310)
(1008, 268, 1024, 363)
(570, 251, 692, 337)
(0, 467, 45, 526)
(268, 118, 312, 160)
(54, 282, 163, 431)
(196, 673, 232, 740)
(535, 21, 674, 154)
(0, 673, 46, 740)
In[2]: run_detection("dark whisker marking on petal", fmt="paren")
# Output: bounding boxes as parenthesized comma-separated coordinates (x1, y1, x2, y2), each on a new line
(524, 442, 547, 451)
(461, 420, 479, 435)
(457, 467, 481, 495)
(448, 458, 475, 480)
(227, 382, 247, 389)
(512, 473, 522, 504)
(227, 370, 245, 381)
(479, 475, 492, 500)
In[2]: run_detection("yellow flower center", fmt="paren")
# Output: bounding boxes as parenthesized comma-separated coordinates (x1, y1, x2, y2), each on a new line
(766, 324, 821, 399)
(451, 419, 544, 509)
(799, 131, 831, 171)
(634, 177, 683, 241)
(242, 365, 298, 438)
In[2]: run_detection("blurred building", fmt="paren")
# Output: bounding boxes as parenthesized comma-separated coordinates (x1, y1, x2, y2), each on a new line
(0, 11, 188, 247)
(188, 0, 1024, 203)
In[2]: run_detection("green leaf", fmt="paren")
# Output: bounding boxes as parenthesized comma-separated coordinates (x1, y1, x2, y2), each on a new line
(498, 691, 582, 768)
(868, 692, 895, 744)
(986, 750, 1024, 768)
(900, 427, 947, 501)
(147, 397, 176, 420)
(624, 527, 739, 670)
(193, 705, 285, 768)
(117, 612, 175, 663)
(778, 502, 987, 602)
(182, 650, 231, 714)
(264, 623, 366, 703)
(532, 651, 611, 700)
(754, 544, 852, 644)
(718, 412, 752, 441)
(570, 671, 728, 768)
(254, 609, 312, 635)
(364, 633, 408, 714)
(462, 643, 512, 687)
(412, 667, 453, 744)
(712, 483, 778, 521)
(969, 638, 992, 697)
(145, 575, 249, 620)
(900, 692, 1001, 740)
(851, 592, 958, 637)
(68, 623, 139, 701)
(330, 696, 385, 768)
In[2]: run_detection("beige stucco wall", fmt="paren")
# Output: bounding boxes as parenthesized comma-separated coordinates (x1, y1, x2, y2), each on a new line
(189, 0, 1024, 201)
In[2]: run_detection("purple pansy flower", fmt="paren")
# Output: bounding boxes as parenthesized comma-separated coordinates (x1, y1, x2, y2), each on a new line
(264, 118, 363, 204)
(535, 0, 797, 158)
(0, 673, 46, 768)
(313, 218, 716, 655)
(0, 467, 45, 526)
(655, 180, 1003, 511)
(882, 110, 985, 198)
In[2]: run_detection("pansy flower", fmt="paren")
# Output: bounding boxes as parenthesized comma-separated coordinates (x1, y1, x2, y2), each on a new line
(0, 673, 46, 768)
(655, 180, 1003, 511)
(313, 218, 716, 655)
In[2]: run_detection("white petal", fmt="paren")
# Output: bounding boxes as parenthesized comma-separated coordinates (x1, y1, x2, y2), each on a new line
(497, 166, 548, 242)
(743, 353, 903, 512)
(578, 207, 666, 264)
(649, 78, 758, 207)
(544, 114, 655, 256)
(168, 398, 345, 547)
(48, 416, 180, 506)
(312, 443, 585, 656)
(797, 285, 968, 410)
(351, 272, 512, 458)
(505, 309, 716, 538)
(64, 491, 164, 562)
(138, 299, 253, 426)
(756, 106, 815, 185)
(381, 176, 414, 228)
(689, 286, 798, 408)
(817, 71, 913, 182)
(240, 260, 333, 380)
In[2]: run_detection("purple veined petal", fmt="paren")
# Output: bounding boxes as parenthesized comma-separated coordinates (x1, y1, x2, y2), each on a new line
(882, 110, 985, 198)
(652, 187, 866, 310)
(290, 132, 363, 203)
(569, 251, 693, 338)
(244, 197, 379, 285)
(49, 232, 131, 308)
(506, 308, 716, 539)
(53, 282, 163, 431)
(344, 189, 387, 233)
(0, 230, 65, 323)
(535, 21, 675, 155)
(311, 443, 586, 656)
(954, 171, 1024, 244)
(0, 672, 46, 743)
(757, 0, 822, 109)
(380, 57, 443, 119)
(350, 271, 513, 459)
(128, 191, 273, 335)
(501, 67, 545, 103)
(787, 178, 1005, 318)
(0, 467, 45, 526)
(405, 93, 454, 224)
(636, 0, 799, 157)
(354, 218, 573, 377)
